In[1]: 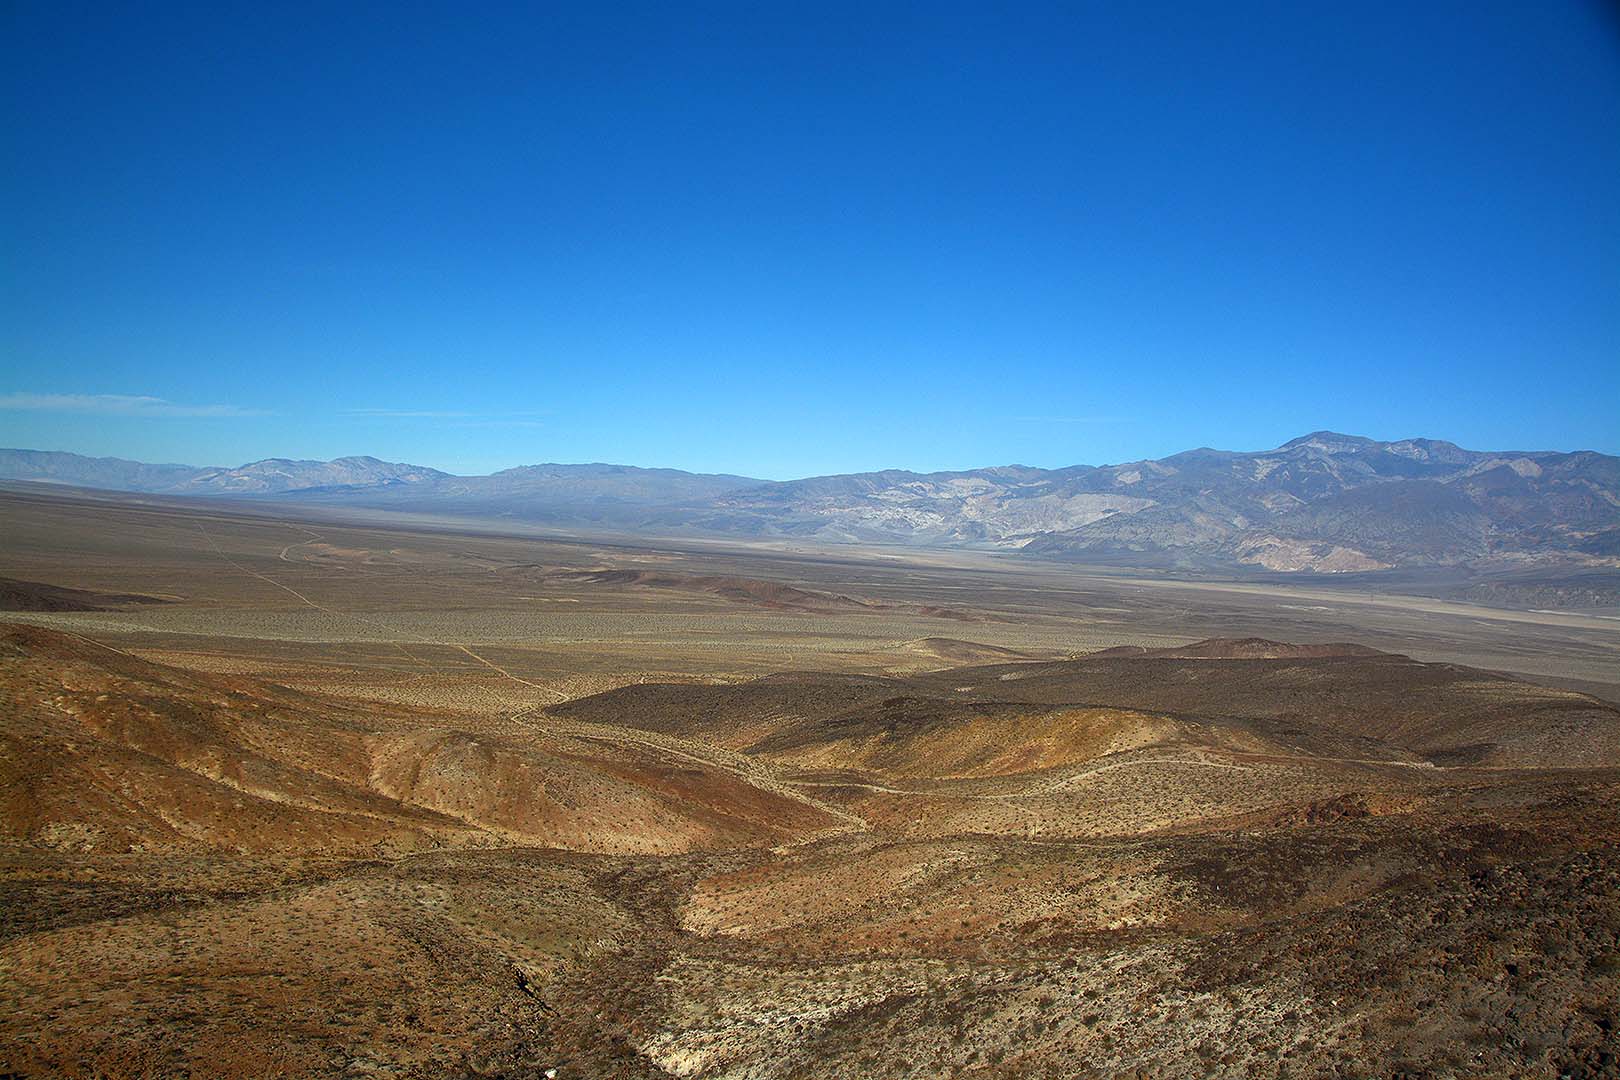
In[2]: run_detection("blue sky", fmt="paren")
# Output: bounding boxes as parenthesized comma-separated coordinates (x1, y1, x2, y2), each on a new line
(3, 1, 1617, 479)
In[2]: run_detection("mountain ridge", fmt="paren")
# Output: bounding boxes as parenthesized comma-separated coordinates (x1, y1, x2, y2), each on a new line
(3, 433, 1617, 573)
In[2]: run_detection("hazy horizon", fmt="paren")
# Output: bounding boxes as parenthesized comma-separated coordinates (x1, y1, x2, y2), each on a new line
(8, 424, 1620, 484)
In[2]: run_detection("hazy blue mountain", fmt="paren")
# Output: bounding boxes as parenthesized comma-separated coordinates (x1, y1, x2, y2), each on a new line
(0, 449, 209, 492)
(0, 449, 446, 495)
(305, 463, 769, 526)
(4, 434, 1617, 572)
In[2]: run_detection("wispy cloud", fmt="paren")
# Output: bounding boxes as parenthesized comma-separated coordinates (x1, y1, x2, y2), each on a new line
(0, 392, 265, 417)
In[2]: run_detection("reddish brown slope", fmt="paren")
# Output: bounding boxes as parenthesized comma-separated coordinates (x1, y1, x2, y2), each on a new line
(0, 624, 838, 856)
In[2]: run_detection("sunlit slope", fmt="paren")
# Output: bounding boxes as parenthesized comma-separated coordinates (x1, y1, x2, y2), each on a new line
(554, 637, 1620, 779)
(747, 699, 1197, 779)
(917, 638, 1620, 768)
(0, 624, 836, 855)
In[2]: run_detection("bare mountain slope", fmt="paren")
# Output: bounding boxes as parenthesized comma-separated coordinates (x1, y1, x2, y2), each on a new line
(922, 644, 1620, 769)
(557, 638, 1620, 771)
(1018, 433, 1620, 570)
(0, 624, 837, 856)
(6, 622, 1620, 1079)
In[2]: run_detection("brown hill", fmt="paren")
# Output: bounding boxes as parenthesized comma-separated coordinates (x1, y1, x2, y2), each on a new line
(556, 638, 1620, 772)
(0, 624, 837, 856)
(0, 625, 458, 854)
(1086, 637, 1389, 660)
(924, 648, 1620, 769)
(897, 637, 1039, 664)
(549, 672, 908, 749)
(747, 698, 1192, 779)
(0, 576, 169, 612)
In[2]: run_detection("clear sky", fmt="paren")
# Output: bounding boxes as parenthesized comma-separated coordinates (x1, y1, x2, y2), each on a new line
(3, 2, 1617, 479)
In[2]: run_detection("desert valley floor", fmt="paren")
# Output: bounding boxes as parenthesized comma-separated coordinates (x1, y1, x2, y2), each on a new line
(2, 484, 1618, 1079)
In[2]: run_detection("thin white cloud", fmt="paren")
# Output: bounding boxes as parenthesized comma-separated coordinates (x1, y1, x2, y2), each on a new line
(0, 393, 265, 417)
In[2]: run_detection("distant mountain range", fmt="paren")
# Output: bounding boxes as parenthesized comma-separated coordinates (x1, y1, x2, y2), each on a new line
(3, 433, 1617, 573)
(0, 449, 449, 496)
